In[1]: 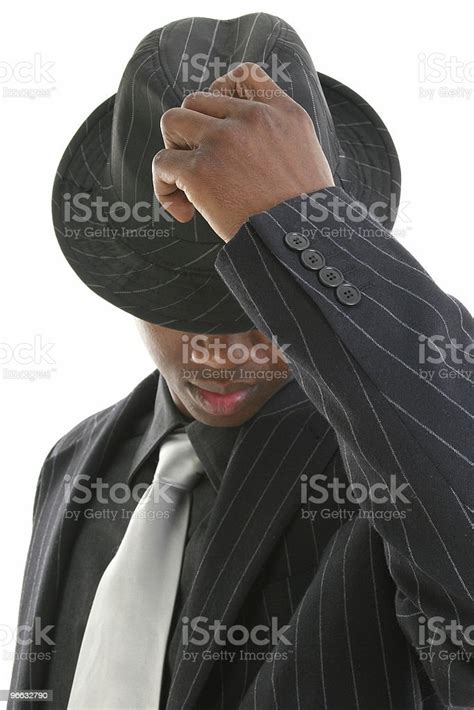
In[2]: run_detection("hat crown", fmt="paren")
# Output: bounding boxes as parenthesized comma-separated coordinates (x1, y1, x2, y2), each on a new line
(52, 14, 400, 333)
(109, 13, 341, 243)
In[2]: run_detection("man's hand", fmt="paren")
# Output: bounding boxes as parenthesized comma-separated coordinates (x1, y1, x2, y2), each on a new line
(152, 63, 334, 242)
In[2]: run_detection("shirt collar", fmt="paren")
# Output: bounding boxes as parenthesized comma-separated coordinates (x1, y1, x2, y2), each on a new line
(128, 374, 241, 492)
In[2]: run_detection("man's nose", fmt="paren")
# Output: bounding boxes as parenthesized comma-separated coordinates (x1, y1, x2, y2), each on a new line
(190, 331, 256, 368)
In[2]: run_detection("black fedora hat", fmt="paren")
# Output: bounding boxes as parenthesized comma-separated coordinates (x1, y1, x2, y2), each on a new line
(52, 13, 401, 334)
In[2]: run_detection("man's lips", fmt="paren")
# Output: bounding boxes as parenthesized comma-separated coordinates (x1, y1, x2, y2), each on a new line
(187, 379, 258, 416)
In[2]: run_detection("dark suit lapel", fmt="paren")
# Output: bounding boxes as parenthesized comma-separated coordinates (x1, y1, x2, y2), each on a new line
(166, 380, 338, 709)
(11, 430, 117, 703)
(9, 375, 158, 708)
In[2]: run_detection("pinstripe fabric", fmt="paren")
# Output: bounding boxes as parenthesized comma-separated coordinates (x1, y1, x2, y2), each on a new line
(52, 13, 400, 333)
(9, 373, 345, 710)
(10, 183, 473, 707)
(213, 185, 474, 709)
(11, 13, 472, 710)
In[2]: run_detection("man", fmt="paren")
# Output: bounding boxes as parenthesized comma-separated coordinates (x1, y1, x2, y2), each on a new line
(9, 13, 473, 710)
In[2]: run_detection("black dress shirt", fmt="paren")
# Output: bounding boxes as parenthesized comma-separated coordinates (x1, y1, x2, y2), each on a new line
(46, 375, 242, 708)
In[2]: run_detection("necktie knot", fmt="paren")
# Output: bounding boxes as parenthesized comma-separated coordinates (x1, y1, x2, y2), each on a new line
(154, 428, 203, 491)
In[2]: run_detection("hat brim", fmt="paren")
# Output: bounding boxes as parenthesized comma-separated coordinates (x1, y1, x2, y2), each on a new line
(52, 96, 255, 333)
(319, 73, 401, 230)
(52, 74, 401, 332)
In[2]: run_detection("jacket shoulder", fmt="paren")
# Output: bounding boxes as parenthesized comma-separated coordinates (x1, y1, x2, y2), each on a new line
(52, 369, 159, 457)
(35, 368, 158, 499)
(32, 370, 159, 518)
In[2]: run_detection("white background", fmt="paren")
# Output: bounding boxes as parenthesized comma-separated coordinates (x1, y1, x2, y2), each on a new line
(0, 0, 473, 695)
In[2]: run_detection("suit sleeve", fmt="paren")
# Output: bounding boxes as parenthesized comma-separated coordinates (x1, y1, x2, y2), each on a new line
(215, 185, 474, 706)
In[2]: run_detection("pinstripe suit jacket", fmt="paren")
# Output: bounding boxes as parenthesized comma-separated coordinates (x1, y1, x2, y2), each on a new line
(9, 187, 473, 709)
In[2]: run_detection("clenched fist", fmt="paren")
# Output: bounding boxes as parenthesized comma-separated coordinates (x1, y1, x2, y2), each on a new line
(152, 62, 334, 242)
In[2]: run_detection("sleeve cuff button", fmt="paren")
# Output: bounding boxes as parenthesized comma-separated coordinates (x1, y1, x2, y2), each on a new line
(318, 266, 344, 288)
(284, 232, 310, 251)
(301, 248, 325, 270)
(336, 283, 361, 306)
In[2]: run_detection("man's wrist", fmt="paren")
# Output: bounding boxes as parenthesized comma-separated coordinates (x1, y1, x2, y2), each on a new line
(230, 185, 341, 240)
(224, 179, 337, 244)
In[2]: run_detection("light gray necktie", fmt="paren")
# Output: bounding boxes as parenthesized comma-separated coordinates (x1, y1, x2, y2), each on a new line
(67, 427, 203, 710)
